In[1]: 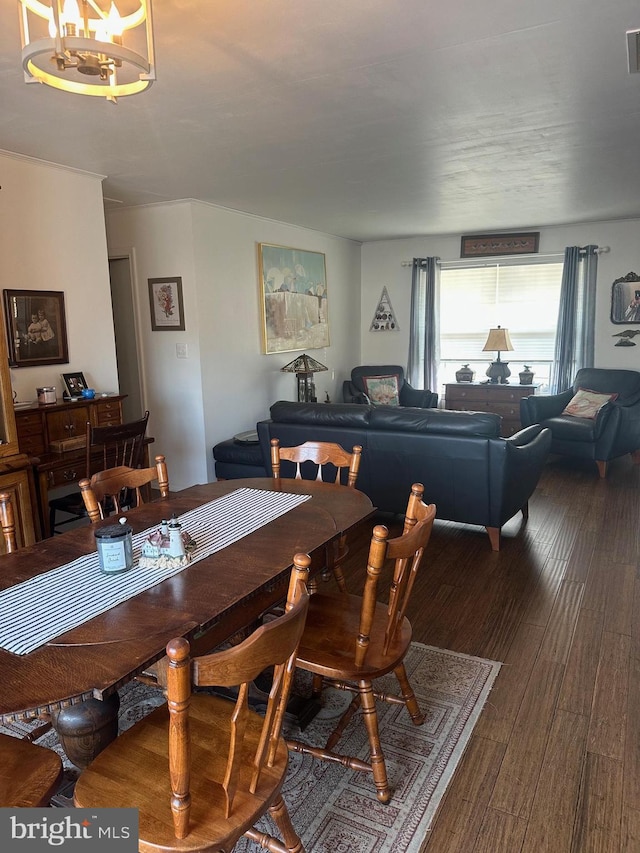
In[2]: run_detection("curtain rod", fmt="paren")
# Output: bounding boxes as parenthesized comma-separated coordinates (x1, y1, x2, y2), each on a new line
(400, 246, 610, 266)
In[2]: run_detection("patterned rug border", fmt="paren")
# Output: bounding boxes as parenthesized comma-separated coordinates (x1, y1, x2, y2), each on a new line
(1, 643, 501, 852)
(412, 642, 501, 838)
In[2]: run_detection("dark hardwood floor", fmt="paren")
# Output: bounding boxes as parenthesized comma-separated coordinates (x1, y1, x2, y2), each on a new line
(340, 453, 640, 853)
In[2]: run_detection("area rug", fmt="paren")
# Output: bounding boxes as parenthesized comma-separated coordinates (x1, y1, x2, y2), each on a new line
(2, 643, 499, 852)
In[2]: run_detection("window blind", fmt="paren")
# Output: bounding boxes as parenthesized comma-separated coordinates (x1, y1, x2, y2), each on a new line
(439, 261, 563, 364)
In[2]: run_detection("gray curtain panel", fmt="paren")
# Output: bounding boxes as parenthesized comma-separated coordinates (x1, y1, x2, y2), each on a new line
(550, 245, 598, 393)
(407, 257, 440, 392)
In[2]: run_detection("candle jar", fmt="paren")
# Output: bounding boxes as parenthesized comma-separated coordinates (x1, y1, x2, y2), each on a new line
(95, 523, 134, 574)
(36, 386, 56, 405)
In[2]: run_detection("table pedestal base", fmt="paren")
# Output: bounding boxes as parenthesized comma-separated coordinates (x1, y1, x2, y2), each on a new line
(51, 693, 121, 769)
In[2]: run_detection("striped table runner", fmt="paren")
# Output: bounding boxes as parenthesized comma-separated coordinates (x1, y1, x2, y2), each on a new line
(0, 488, 310, 656)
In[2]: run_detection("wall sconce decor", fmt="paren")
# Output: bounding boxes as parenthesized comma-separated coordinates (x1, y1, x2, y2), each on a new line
(482, 326, 514, 384)
(281, 353, 327, 403)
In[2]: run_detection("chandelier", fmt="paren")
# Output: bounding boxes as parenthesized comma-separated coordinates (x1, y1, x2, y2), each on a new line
(18, 0, 155, 103)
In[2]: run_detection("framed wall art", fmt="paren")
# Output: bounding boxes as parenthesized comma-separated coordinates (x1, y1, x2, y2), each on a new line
(3, 289, 69, 367)
(148, 277, 185, 331)
(258, 243, 329, 354)
(460, 232, 540, 258)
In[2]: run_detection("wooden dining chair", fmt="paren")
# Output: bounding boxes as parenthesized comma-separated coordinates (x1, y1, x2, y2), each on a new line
(0, 734, 63, 807)
(74, 558, 311, 853)
(78, 454, 169, 523)
(1, 492, 56, 741)
(270, 437, 363, 592)
(49, 411, 150, 534)
(0, 491, 64, 806)
(0, 491, 19, 553)
(287, 483, 436, 804)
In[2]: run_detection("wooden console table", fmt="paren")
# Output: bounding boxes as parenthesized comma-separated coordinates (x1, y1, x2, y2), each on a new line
(444, 383, 538, 437)
(14, 396, 126, 538)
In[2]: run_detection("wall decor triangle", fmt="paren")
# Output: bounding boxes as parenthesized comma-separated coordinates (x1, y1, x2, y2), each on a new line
(370, 286, 399, 331)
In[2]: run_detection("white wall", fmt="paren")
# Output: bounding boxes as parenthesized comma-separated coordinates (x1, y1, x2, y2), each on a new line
(0, 151, 118, 402)
(107, 201, 362, 486)
(360, 219, 640, 379)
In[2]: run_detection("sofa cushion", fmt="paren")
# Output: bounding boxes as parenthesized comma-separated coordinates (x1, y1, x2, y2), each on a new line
(270, 400, 373, 427)
(362, 374, 400, 406)
(562, 388, 617, 419)
(369, 405, 501, 437)
(542, 415, 599, 441)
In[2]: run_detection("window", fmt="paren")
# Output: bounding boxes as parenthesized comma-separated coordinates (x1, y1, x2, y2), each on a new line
(439, 258, 563, 390)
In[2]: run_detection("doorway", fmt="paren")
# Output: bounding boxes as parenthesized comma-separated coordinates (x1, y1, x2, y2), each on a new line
(108, 256, 144, 423)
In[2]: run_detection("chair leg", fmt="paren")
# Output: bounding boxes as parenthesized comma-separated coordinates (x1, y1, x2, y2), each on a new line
(596, 460, 607, 478)
(265, 795, 304, 853)
(332, 536, 349, 593)
(632, 450, 640, 465)
(486, 526, 501, 551)
(310, 673, 323, 700)
(394, 663, 425, 726)
(320, 539, 348, 593)
(325, 693, 361, 751)
(359, 680, 391, 804)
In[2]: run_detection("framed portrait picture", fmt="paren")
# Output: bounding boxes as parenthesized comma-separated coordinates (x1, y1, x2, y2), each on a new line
(148, 277, 185, 331)
(61, 372, 88, 398)
(258, 243, 329, 354)
(3, 289, 69, 367)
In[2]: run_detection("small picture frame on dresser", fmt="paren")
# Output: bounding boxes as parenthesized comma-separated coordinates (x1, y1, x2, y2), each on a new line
(62, 372, 88, 399)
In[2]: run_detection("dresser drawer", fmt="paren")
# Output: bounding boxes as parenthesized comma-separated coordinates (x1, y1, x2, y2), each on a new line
(15, 412, 44, 438)
(489, 402, 522, 418)
(95, 400, 122, 425)
(47, 463, 84, 489)
(445, 383, 538, 438)
(445, 386, 489, 404)
(18, 434, 46, 455)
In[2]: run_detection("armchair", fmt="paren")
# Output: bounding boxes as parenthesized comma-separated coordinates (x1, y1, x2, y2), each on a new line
(520, 367, 640, 477)
(342, 365, 438, 408)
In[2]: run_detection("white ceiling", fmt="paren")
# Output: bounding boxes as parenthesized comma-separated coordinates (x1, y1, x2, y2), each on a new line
(2, 0, 640, 243)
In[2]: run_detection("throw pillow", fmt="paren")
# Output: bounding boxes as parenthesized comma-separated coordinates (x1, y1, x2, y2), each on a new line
(363, 374, 400, 406)
(562, 388, 618, 419)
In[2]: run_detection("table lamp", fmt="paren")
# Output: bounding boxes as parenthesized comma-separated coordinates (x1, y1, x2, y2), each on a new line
(482, 326, 514, 384)
(281, 353, 328, 402)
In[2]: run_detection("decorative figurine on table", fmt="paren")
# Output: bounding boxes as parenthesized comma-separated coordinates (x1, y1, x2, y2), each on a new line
(139, 515, 197, 569)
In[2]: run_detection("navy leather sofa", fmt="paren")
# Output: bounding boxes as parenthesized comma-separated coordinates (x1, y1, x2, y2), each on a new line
(221, 401, 551, 550)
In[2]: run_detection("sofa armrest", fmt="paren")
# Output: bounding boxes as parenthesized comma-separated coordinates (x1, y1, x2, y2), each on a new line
(505, 424, 549, 447)
(600, 399, 640, 457)
(489, 425, 552, 526)
(400, 383, 438, 408)
(520, 389, 573, 425)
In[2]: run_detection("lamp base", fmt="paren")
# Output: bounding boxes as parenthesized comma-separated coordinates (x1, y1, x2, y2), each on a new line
(486, 361, 511, 384)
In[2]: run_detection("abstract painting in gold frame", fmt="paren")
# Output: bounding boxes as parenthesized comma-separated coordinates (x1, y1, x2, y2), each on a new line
(258, 243, 329, 354)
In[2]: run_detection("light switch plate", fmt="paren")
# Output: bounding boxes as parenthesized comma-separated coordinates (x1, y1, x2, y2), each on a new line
(176, 343, 188, 358)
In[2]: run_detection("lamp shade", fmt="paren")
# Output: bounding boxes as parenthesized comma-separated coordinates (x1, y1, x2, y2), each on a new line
(281, 353, 328, 374)
(482, 326, 514, 353)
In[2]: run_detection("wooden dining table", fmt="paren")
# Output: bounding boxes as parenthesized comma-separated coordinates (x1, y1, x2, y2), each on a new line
(0, 477, 374, 767)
